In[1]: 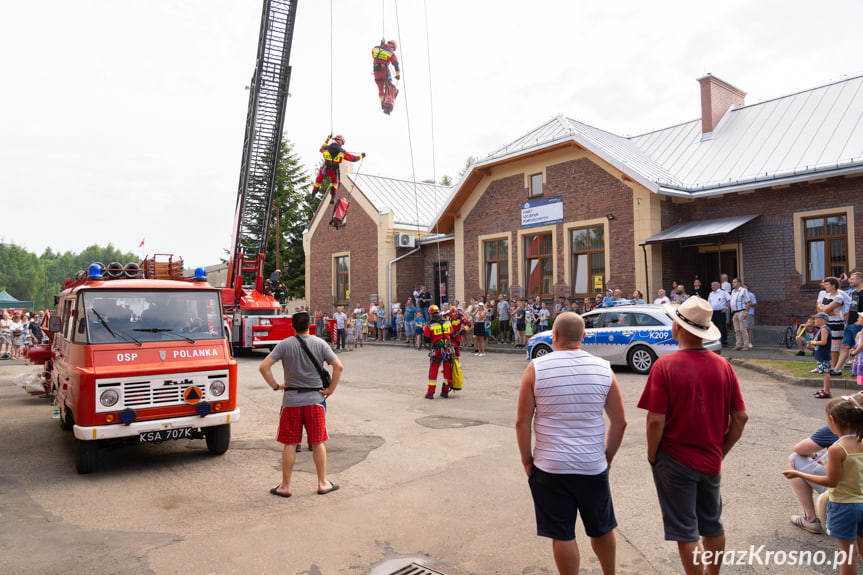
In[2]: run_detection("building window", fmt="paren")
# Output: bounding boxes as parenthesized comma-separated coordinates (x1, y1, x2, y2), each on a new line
(335, 255, 349, 303)
(529, 173, 543, 197)
(805, 214, 847, 283)
(484, 238, 509, 296)
(571, 226, 605, 296)
(523, 233, 553, 297)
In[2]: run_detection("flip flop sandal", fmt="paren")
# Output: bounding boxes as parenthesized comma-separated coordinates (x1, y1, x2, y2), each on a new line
(269, 486, 292, 498)
(815, 390, 832, 399)
(317, 482, 339, 495)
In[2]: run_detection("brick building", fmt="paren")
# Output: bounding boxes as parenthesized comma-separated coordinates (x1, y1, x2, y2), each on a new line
(306, 73, 863, 326)
(303, 171, 454, 317)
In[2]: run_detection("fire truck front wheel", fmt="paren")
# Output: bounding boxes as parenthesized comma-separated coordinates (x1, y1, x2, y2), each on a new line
(75, 439, 98, 474)
(205, 424, 231, 455)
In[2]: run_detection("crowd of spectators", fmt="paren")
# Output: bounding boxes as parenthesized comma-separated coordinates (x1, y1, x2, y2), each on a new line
(0, 310, 47, 361)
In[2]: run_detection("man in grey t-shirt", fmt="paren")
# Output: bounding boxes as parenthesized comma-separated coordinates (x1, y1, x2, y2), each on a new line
(497, 294, 511, 343)
(333, 306, 348, 350)
(259, 311, 344, 497)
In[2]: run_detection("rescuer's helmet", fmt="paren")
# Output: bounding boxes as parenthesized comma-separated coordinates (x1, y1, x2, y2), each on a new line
(333, 134, 345, 145)
(386, 40, 397, 51)
(428, 305, 440, 315)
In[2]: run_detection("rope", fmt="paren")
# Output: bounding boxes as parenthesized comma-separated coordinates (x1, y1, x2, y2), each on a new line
(423, 0, 436, 183)
(381, 0, 386, 38)
(422, 0, 442, 277)
(393, 1, 423, 241)
(329, 0, 334, 134)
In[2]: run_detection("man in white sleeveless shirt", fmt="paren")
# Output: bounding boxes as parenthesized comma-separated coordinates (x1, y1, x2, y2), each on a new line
(516, 312, 627, 575)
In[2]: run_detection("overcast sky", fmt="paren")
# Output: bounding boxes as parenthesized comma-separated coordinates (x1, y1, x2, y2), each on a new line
(2, 0, 861, 269)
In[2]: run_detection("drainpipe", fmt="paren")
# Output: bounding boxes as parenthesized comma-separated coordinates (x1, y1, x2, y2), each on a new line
(639, 243, 650, 303)
(389, 246, 421, 323)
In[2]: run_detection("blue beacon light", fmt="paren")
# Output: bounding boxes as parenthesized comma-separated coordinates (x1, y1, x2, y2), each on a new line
(87, 264, 104, 280)
(194, 267, 207, 281)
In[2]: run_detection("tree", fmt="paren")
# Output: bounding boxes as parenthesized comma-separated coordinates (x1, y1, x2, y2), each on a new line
(0, 242, 136, 310)
(457, 156, 477, 178)
(264, 138, 314, 299)
(439, 174, 453, 186)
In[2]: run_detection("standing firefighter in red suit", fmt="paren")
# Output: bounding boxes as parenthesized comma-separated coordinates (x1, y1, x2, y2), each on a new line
(311, 135, 365, 203)
(372, 40, 400, 115)
(423, 305, 454, 399)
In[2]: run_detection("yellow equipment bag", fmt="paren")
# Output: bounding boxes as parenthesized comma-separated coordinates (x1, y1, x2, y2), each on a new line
(451, 357, 463, 390)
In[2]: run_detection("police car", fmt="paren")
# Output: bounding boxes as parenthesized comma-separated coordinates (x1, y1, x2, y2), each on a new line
(526, 304, 722, 374)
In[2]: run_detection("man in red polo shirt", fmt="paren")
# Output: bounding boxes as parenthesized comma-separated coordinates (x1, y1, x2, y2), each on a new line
(638, 297, 748, 575)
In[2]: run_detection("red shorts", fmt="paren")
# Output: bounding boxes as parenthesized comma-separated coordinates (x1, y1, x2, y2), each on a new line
(276, 404, 329, 445)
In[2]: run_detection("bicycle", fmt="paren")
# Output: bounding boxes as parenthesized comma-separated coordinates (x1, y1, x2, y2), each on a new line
(781, 313, 810, 349)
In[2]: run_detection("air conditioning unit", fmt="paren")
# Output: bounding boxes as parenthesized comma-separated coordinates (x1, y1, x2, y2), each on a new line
(396, 232, 416, 248)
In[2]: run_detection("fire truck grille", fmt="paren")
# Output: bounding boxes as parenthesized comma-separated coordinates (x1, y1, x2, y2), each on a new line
(122, 381, 205, 407)
(94, 370, 228, 413)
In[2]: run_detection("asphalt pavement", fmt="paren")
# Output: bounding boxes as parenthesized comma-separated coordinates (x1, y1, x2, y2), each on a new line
(0, 340, 858, 575)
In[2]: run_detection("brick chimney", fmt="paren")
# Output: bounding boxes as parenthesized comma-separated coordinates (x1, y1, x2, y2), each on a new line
(697, 74, 746, 135)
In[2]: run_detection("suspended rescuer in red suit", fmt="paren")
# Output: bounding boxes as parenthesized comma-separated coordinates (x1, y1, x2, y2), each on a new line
(372, 39, 400, 115)
(423, 305, 454, 399)
(311, 134, 365, 203)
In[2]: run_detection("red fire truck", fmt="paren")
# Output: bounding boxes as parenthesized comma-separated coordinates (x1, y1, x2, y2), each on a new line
(222, 0, 308, 351)
(28, 259, 238, 473)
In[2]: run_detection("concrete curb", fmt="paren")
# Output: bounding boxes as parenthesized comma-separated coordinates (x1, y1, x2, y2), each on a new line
(730, 358, 857, 389)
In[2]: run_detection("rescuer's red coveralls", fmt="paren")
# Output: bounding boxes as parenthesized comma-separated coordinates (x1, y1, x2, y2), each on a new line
(423, 313, 453, 398)
(372, 43, 400, 115)
(312, 137, 363, 200)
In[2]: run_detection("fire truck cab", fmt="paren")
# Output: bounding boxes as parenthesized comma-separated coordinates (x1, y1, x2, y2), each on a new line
(38, 261, 239, 473)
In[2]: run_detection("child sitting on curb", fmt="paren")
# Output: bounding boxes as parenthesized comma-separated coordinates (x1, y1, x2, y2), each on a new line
(796, 316, 819, 356)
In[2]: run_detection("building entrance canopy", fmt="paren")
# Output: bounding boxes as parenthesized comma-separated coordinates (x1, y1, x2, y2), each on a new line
(644, 214, 760, 244)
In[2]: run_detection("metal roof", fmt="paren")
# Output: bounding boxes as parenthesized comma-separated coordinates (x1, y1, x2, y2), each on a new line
(474, 73, 863, 198)
(644, 214, 760, 244)
(631, 74, 863, 195)
(346, 173, 454, 229)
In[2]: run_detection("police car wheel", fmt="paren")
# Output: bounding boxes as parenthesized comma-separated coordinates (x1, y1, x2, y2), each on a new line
(531, 344, 552, 359)
(627, 346, 656, 375)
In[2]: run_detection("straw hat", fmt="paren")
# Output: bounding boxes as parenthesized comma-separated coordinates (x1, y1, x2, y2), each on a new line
(662, 296, 721, 340)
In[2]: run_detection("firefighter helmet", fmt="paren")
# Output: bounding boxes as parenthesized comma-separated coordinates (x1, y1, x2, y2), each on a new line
(386, 40, 397, 51)
(428, 305, 440, 315)
(333, 134, 345, 145)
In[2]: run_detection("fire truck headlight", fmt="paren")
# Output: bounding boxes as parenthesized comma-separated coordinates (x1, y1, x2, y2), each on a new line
(100, 389, 119, 408)
(209, 380, 226, 397)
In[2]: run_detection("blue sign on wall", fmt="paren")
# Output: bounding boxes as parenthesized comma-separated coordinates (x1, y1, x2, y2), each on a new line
(521, 196, 563, 228)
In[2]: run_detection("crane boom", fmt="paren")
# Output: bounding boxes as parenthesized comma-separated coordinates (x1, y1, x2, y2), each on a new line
(226, 0, 298, 301)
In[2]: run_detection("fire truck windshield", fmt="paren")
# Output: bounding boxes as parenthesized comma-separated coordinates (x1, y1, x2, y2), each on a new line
(81, 290, 223, 344)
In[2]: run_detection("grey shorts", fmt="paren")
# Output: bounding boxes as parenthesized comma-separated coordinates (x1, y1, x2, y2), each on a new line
(791, 453, 828, 494)
(650, 449, 724, 542)
(746, 315, 755, 329)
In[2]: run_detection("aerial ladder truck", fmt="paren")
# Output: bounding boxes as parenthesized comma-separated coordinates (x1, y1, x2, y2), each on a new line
(223, 0, 306, 351)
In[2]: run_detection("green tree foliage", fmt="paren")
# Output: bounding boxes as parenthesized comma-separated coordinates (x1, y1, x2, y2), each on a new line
(457, 156, 477, 178)
(264, 138, 314, 299)
(439, 174, 453, 186)
(0, 243, 137, 310)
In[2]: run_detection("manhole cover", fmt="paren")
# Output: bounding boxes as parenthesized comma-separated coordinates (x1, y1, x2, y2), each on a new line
(389, 563, 448, 575)
(415, 415, 485, 429)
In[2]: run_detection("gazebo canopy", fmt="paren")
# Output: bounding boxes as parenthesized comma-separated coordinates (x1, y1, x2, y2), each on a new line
(0, 290, 34, 310)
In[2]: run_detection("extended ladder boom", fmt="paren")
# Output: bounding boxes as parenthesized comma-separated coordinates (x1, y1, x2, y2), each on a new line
(227, 0, 298, 301)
